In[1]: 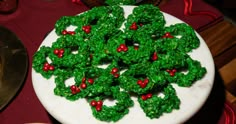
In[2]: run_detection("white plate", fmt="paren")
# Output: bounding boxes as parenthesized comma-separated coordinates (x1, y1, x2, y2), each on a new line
(32, 6, 215, 124)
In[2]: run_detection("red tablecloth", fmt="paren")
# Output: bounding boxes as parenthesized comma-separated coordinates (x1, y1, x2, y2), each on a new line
(0, 0, 235, 124)
(159, 0, 224, 32)
(0, 0, 89, 123)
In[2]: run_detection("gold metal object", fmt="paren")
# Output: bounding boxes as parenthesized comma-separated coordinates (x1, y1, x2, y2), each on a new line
(0, 25, 28, 110)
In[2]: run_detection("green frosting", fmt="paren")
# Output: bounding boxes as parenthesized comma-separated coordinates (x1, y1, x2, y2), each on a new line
(32, 4, 207, 122)
(89, 86, 134, 122)
(105, 0, 136, 5)
(138, 85, 180, 118)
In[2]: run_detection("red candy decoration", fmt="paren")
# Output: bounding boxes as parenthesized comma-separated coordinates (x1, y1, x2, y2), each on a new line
(152, 52, 158, 61)
(70, 85, 80, 94)
(166, 68, 177, 76)
(137, 78, 149, 88)
(117, 44, 128, 52)
(162, 32, 174, 38)
(123, 46, 128, 52)
(141, 95, 147, 100)
(113, 73, 120, 78)
(44, 62, 50, 67)
(62, 30, 67, 35)
(70, 85, 76, 91)
(116, 47, 122, 52)
(61, 30, 76, 35)
(87, 78, 94, 84)
(111, 68, 118, 74)
(166, 69, 171, 73)
(82, 25, 91, 34)
(90, 100, 97, 107)
(43, 66, 49, 72)
(53, 49, 59, 55)
(75, 87, 80, 92)
(90, 100, 103, 112)
(172, 69, 177, 73)
(137, 80, 143, 85)
(67, 31, 76, 35)
(169, 72, 175, 77)
(57, 54, 63, 58)
(49, 65, 55, 71)
(59, 49, 64, 54)
(80, 83, 87, 89)
(139, 82, 147, 88)
(143, 78, 149, 84)
(54, 48, 64, 58)
(111, 67, 119, 78)
(141, 93, 153, 100)
(130, 22, 138, 30)
(42, 62, 55, 72)
(146, 93, 152, 98)
(96, 106, 102, 111)
(119, 44, 126, 49)
(97, 100, 103, 106)
(82, 77, 86, 83)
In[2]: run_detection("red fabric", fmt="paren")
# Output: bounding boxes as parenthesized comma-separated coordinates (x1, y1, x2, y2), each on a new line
(0, 0, 89, 123)
(159, 0, 224, 32)
(222, 101, 236, 124)
(0, 0, 235, 124)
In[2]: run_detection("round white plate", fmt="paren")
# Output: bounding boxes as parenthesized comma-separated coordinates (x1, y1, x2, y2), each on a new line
(32, 6, 215, 124)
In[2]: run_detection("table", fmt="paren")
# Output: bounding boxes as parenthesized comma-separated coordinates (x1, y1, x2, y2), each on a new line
(0, 0, 235, 123)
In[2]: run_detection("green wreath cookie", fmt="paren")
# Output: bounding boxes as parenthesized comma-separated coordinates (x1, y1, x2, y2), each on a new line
(89, 86, 134, 122)
(138, 84, 180, 119)
(124, 4, 166, 40)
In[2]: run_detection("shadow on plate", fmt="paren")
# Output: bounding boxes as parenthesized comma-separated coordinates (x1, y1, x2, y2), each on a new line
(185, 67, 226, 124)
(48, 113, 60, 124)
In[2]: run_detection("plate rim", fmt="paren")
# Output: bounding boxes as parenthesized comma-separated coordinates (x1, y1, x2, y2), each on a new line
(31, 5, 215, 124)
